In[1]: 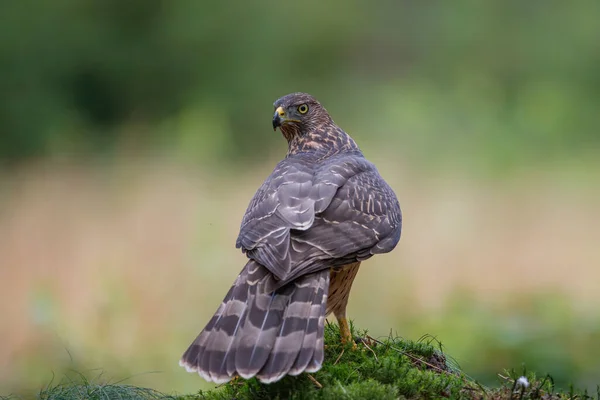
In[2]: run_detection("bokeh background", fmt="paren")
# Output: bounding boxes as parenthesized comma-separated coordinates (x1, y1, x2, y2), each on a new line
(1, 0, 599, 396)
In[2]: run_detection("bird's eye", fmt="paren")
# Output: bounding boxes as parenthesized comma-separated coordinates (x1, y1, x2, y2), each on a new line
(297, 104, 309, 114)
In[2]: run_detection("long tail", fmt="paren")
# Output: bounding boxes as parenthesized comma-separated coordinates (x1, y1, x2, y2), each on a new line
(179, 260, 330, 384)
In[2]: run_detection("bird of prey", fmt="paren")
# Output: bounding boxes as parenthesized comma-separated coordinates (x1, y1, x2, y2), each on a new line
(180, 92, 402, 384)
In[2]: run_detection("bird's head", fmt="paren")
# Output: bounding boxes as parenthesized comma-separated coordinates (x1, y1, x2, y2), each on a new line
(272, 93, 332, 140)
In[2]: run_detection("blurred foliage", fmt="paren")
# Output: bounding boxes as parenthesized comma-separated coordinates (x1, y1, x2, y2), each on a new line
(0, 0, 599, 167)
(402, 293, 600, 392)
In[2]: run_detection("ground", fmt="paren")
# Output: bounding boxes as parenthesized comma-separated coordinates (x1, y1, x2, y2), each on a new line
(5, 323, 596, 400)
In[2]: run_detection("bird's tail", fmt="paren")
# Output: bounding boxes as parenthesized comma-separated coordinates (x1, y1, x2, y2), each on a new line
(179, 260, 330, 384)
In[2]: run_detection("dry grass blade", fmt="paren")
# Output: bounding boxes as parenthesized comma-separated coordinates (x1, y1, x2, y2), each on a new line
(366, 335, 449, 375)
(333, 348, 345, 365)
(307, 374, 323, 389)
(360, 339, 378, 362)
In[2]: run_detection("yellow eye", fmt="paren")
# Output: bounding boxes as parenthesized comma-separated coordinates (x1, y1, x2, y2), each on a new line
(298, 104, 309, 114)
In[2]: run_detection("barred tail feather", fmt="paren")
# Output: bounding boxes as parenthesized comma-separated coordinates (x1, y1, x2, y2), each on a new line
(256, 271, 327, 383)
(179, 260, 330, 384)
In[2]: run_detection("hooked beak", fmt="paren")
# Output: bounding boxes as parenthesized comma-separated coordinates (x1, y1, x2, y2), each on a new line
(272, 106, 285, 131)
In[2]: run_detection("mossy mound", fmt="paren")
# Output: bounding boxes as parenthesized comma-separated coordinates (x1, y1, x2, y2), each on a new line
(7, 323, 595, 400)
(192, 323, 470, 400)
(188, 324, 576, 400)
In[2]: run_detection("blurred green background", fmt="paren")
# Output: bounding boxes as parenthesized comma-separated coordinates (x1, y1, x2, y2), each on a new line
(1, 0, 599, 396)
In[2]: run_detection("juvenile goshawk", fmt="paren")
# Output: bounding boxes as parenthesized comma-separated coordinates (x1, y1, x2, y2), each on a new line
(180, 92, 402, 384)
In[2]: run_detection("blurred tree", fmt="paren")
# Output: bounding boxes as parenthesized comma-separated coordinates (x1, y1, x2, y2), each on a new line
(0, 0, 598, 166)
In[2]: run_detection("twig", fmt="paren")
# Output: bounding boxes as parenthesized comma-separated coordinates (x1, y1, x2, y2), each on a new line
(366, 335, 449, 375)
(307, 374, 323, 389)
(361, 339, 378, 362)
(333, 348, 345, 365)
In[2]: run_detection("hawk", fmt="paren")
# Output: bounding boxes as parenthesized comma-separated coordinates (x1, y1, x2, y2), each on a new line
(180, 92, 402, 384)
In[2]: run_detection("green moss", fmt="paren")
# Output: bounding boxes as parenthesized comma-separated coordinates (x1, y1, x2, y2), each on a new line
(10, 323, 598, 400)
(186, 324, 583, 400)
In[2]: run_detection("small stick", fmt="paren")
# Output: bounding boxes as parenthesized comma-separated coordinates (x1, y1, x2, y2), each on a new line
(333, 348, 345, 365)
(307, 374, 323, 389)
(366, 335, 445, 374)
(361, 339, 378, 362)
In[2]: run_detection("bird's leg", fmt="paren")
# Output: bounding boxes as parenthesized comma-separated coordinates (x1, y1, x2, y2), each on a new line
(334, 309, 357, 349)
(337, 315, 353, 345)
(328, 262, 361, 349)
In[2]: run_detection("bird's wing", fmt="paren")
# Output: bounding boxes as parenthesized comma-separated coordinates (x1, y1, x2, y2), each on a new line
(236, 153, 401, 285)
(236, 155, 356, 281)
(282, 166, 402, 284)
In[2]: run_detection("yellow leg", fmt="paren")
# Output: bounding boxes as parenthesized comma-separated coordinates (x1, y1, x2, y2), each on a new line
(337, 316, 356, 349)
(338, 316, 352, 344)
(328, 262, 361, 350)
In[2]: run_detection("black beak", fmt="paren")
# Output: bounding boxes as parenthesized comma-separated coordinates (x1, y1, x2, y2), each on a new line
(272, 112, 281, 131)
